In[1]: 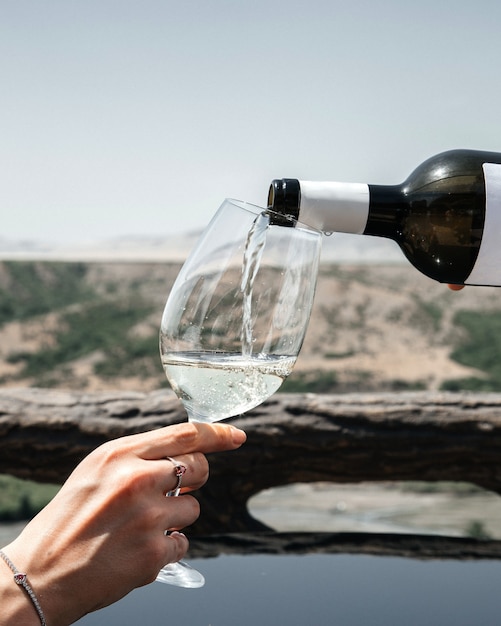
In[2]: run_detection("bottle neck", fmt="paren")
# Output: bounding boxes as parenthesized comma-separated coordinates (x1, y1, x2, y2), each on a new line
(296, 180, 370, 234)
(269, 178, 407, 237)
(267, 178, 301, 226)
(363, 184, 407, 239)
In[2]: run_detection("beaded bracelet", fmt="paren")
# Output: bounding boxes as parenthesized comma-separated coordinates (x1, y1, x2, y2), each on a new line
(0, 549, 47, 626)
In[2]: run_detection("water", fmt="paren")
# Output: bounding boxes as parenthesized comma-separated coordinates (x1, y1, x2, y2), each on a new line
(77, 552, 501, 625)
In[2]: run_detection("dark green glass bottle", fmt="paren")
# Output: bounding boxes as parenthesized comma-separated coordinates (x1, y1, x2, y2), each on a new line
(268, 149, 501, 286)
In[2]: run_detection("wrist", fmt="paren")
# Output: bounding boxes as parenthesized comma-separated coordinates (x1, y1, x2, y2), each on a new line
(0, 551, 42, 626)
(4, 532, 96, 626)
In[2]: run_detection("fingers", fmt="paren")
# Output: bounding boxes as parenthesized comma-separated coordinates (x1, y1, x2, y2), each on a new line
(161, 452, 209, 494)
(134, 421, 247, 461)
(447, 284, 465, 291)
(150, 532, 189, 582)
(165, 531, 189, 564)
(162, 493, 201, 531)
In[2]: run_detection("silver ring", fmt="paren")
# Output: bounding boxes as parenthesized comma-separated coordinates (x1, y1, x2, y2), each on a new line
(166, 456, 187, 494)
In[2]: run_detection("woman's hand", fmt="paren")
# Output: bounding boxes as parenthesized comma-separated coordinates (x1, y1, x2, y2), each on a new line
(0, 422, 246, 626)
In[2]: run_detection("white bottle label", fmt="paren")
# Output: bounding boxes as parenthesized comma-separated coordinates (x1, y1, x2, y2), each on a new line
(298, 181, 370, 234)
(465, 163, 501, 286)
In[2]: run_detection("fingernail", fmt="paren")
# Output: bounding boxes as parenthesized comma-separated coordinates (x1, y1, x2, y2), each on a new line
(170, 531, 186, 539)
(230, 426, 247, 445)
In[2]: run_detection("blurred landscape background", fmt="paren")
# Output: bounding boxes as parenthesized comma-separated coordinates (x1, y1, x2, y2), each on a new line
(0, 242, 500, 394)
(3, 4, 501, 619)
(2, 238, 501, 539)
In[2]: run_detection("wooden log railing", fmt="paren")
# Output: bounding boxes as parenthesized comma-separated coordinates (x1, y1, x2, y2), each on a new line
(1, 388, 501, 537)
(188, 532, 501, 561)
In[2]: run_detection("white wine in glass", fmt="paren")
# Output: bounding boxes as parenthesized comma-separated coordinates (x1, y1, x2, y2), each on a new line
(157, 198, 322, 587)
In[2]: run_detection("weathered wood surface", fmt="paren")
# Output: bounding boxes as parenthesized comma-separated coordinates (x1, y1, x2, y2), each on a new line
(1, 388, 501, 533)
(188, 531, 501, 561)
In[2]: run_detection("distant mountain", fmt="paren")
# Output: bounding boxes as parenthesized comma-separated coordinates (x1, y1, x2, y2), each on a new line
(0, 232, 201, 262)
(0, 232, 405, 264)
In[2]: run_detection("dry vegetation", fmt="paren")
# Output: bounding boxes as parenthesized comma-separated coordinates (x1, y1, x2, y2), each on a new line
(1, 260, 501, 393)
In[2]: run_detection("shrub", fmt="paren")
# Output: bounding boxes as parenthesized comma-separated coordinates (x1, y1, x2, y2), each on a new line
(0, 475, 59, 521)
(11, 299, 155, 381)
(281, 370, 338, 393)
(445, 310, 501, 390)
(0, 261, 93, 326)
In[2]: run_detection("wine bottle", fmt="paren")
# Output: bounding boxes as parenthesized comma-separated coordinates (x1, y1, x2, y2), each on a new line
(268, 149, 501, 286)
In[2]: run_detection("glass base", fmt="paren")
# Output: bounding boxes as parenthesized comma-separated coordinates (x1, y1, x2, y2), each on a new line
(156, 560, 205, 588)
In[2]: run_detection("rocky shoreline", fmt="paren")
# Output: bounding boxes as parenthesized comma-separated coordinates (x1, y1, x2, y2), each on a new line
(249, 482, 501, 539)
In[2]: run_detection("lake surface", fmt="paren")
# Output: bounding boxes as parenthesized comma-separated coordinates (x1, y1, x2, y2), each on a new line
(78, 552, 501, 626)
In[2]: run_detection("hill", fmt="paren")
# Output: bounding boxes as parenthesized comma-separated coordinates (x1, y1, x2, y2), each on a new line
(0, 259, 500, 394)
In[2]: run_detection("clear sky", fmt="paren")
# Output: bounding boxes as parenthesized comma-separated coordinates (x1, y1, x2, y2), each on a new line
(2, 0, 501, 244)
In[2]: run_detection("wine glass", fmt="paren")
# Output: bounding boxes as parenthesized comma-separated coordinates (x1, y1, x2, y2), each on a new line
(156, 198, 322, 587)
